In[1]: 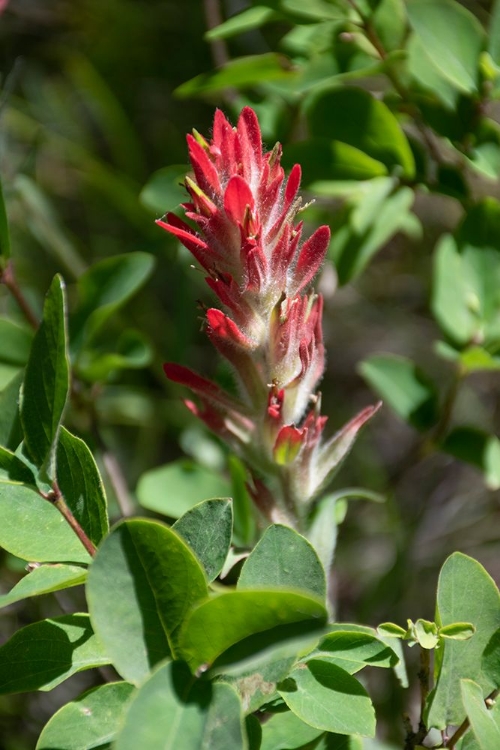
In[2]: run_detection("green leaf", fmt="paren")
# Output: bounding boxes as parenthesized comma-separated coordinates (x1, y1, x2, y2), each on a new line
(441, 428, 500, 491)
(260, 710, 323, 750)
(14, 175, 87, 278)
(137, 458, 232, 519)
(0, 318, 33, 366)
(76, 329, 153, 381)
(140, 164, 189, 214)
(407, 33, 460, 109)
(0, 563, 86, 610)
(328, 181, 419, 284)
(0, 371, 23, 450)
(412, 619, 439, 649)
(440, 623, 475, 641)
(280, 0, 347, 22)
(431, 234, 476, 346)
(56, 427, 109, 545)
(426, 553, 500, 729)
(305, 87, 415, 177)
(238, 524, 326, 602)
(173, 498, 232, 582)
(70, 252, 155, 352)
(482, 628, 500, 687)
(175, 54, 296, 99)
(359, 354, 438, 431)
(0, 444, 36, 484)
(378, 622, 407, 638)
(0, 172, 11, 262)
(455, 199, 500, 347)
(87, 519, 208, 684)
(36, 681, 135, 750)
(205, 6, 277, 41)
(246, 715, 262, 750)
(406, 0, 484, 94)
(278, 661, 375, 736)
(0, 614, 109, 694)
(310, 629, 399, 673)
(228, 454, 256, 547)
(214, 627, 325, 712)
(21, 275, 69, 479)
(459, 347, 500, 373)
(489, 0, 500, 68)
(114, 661, 247, 750)
(202, 681, 248, 749)
(178, 589, 327, 672)
(283, 139, 387, 185)
(371, 0, 406, 52)
(461, 679, 500, 749)
(0, 482, 91, 563)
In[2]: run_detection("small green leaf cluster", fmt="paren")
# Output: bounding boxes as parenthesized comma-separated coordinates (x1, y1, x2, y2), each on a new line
(379, 617, 475, 650)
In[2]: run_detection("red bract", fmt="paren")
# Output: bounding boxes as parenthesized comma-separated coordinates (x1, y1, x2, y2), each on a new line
(159, 107, 378, 524)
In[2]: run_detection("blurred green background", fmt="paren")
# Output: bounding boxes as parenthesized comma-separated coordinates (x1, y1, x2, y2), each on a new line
(0, 0, 499, 746)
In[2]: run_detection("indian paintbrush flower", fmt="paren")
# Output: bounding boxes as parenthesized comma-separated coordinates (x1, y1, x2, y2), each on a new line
(159, 107, 379, 527)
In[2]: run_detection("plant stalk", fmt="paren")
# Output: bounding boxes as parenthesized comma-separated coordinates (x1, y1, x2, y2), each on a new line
(47, 482, 97, 557)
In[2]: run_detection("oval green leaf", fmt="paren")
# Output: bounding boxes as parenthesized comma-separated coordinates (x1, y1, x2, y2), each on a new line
(178, 589, 327, 672)
(114, 660, 247, 750)
(0, 482, 91, 563)
(238, 524, 326, 602)
(36, 681, 135, 750)
(278, 661, 376, 736)
(0, 614, 109, 694)
(0, 563, 86, 610)
(87, 518, 208, 684)
(57, 427, 109, 544)
(359, 354, 438, 431)
(461, 678, 500, 749)
(20, 275, 69, 479)
(426, 553, 500, 728)
(260, 709, 323, 750)
(173, 498, 232, 581)
(70, 252, 155, 352)
(407, 0, 484, 94)
(305, 87, 415, 177)
(310, 629, 399, 673)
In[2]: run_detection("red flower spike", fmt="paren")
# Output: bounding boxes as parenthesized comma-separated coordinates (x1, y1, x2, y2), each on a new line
(160, 107, 380, 516)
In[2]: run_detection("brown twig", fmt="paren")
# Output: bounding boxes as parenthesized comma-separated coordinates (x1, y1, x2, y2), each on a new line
(446, 689, 500, 748)
(46, 481, 97, 557)
(0, 259, 39, 329)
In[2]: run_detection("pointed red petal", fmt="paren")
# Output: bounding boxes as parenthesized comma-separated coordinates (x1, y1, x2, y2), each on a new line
(224, 175, 255, 225)
(156, 215, 210, 269)
(237, 107, 263, 172)
(163, 363, 250, 414)
(284, 163, 301, 207)
(187, 134, 221, 196)
(206, 308, 254, 350)
(293, 225, 331, 293)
